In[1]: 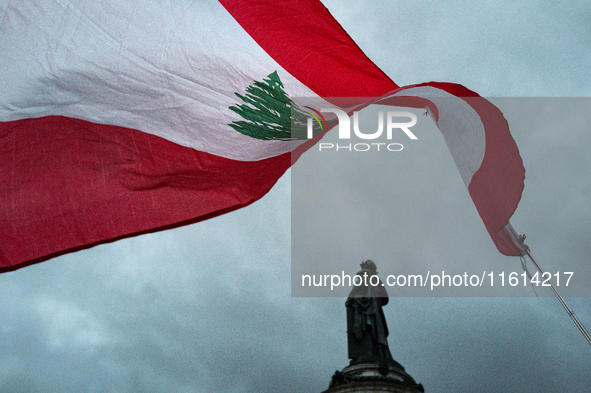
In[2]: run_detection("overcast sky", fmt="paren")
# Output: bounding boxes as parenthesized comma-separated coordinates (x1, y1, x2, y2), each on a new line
(2, 1, 591, 392)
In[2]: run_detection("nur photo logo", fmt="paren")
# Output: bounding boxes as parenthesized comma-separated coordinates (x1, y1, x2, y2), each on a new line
(306, 107, 418, 152)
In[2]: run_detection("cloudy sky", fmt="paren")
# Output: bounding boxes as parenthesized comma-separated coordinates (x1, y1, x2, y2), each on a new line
(2, 1, 591, 392)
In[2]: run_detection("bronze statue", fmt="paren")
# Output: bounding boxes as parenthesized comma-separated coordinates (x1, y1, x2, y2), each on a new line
(346, 260, 394, 365)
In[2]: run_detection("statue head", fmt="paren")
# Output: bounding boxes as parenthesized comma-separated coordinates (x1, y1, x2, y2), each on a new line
(360, 259, 377, 274)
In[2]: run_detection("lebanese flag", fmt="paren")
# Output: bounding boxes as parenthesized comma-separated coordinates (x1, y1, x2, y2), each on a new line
(0, 0, 525, 273)
(378, 83, 526, 256)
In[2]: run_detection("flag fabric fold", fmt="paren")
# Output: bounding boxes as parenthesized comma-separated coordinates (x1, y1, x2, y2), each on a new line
(377, 83, 526, 256)
(0, 0, 525, 272)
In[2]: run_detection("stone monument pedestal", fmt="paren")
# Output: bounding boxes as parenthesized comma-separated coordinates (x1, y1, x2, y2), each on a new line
(322, 362, 424, 393)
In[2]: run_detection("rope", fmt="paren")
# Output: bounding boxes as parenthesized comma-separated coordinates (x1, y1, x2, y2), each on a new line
(524, 248, 591, 347)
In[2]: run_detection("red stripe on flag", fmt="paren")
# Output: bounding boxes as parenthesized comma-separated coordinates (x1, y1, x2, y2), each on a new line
(0, 116, 290, 272)
(219, 0, 398, 102)
(466, 97, 525, 255)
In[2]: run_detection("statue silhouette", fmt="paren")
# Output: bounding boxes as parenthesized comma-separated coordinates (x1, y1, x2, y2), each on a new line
(346, 260, 394, 365)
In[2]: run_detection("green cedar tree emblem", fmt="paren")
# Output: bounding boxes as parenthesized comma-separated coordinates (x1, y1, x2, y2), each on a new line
(228, 71, 322, 141)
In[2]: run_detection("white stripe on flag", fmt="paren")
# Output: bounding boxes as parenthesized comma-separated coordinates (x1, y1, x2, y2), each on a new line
(0, 0, 321, 161)
(388, 86, 486, 187)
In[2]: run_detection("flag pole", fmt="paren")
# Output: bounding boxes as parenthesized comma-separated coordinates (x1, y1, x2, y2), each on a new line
(525, 249, 591, 346)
